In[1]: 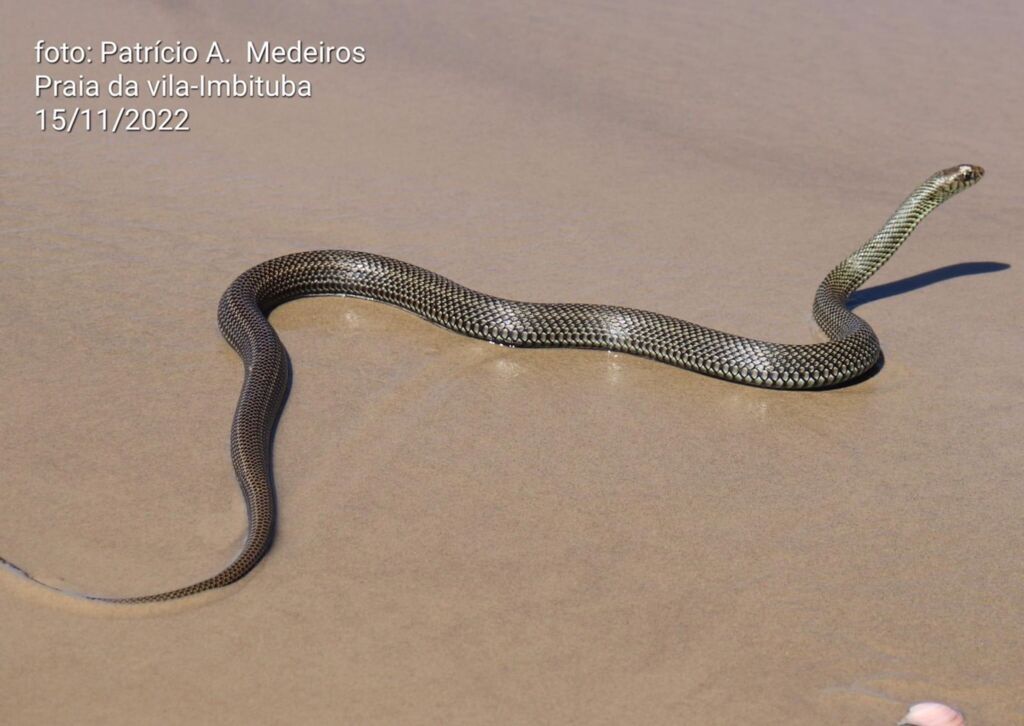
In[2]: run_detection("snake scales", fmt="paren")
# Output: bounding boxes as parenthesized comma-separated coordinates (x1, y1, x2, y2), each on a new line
(0, 164, 983, 603)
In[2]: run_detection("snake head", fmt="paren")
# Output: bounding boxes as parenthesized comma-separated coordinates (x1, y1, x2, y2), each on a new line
(932, 164, 984, 198)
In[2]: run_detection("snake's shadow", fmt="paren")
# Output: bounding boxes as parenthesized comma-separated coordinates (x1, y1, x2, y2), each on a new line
(826, 261, 1010, 389)
(847, 261, 1009, 310)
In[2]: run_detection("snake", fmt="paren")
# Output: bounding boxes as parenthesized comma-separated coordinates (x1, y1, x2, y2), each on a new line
(0, 164, 983, 604)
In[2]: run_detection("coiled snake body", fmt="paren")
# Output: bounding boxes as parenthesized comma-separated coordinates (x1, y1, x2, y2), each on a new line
(0, 164, 984, 603)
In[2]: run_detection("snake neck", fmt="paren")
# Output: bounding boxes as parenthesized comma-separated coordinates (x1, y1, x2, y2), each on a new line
(820, 165, 981, 303)
(824, 180, 945, 301)
(812, 165, 982, 341)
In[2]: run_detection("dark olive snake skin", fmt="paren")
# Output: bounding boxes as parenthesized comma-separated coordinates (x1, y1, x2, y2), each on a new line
(0, 164, 984, 603)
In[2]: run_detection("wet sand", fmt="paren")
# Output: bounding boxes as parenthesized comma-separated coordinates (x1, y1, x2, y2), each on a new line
(2, 1, 1022, 723)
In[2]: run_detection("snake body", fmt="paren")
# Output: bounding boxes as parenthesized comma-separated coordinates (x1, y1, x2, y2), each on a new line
(0, 164, 983, 603)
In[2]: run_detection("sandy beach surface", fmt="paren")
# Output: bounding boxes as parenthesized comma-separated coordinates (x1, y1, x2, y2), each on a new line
(2, 1, 1022, 723)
